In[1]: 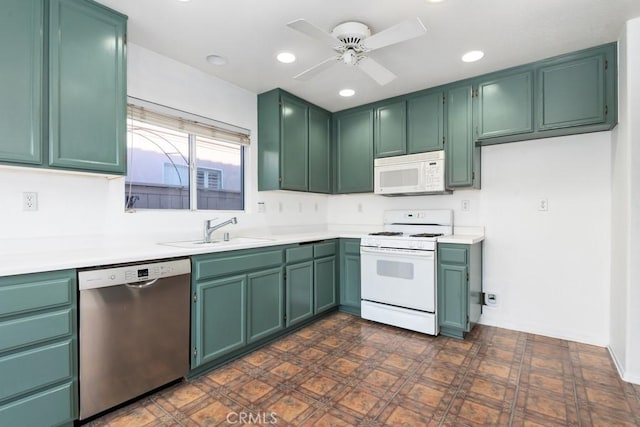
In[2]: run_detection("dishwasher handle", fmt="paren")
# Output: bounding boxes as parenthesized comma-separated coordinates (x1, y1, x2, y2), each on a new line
(125, 278, 159, 289)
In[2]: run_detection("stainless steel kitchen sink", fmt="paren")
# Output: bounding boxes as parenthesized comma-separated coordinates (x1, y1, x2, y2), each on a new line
(159, 236, 274, 249)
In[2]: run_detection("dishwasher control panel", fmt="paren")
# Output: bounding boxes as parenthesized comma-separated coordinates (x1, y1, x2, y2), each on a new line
(78, 258, 191, 290)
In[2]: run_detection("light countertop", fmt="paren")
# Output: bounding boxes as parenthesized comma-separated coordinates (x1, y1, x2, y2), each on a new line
(0, 227, 485, 277)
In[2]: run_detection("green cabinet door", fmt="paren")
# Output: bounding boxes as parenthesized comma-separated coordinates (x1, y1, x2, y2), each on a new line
(477, 71, 533, 139)
(438, 263, 468, 334)
(374, 101, 406, 158)
(308, 107, 331, 193)
(285, 261, 314, 327)
(339, 239, 361, 315)
(247, 267, 284, 343)
(407, 91, 444, 153)
(314, 256, 336, 314)
(0, 0, 43, 165)
(446, 85, 478, 188)
(334, 109, 373, 193)
(48, 0, 126, 174)
(538, 52, 606, 130)
(280, 95, 309, 191)
(193, 275, 246, 367)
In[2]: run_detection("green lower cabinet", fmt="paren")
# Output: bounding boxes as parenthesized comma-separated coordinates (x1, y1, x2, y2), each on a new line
(285, 261, 314, 327)
(0, 269, 77, 427)
(247, 267, 284, 343)
(339, 239, 361, 315)
(437, 243, 483, 339)
(314, 256, 337, 314)
(192, 275, 246, 367)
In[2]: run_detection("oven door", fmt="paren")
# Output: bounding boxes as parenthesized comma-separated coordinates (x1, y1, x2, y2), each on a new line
(360, 246, 435, 312)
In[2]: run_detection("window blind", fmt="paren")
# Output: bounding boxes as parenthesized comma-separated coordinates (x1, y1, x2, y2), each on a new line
(127, 98, 250, 146)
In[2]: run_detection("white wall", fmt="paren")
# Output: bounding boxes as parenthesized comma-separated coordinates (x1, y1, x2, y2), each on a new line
(329, 133, 612, 346)
(0, 44, 328, 244)
(610, 16, 640, 384)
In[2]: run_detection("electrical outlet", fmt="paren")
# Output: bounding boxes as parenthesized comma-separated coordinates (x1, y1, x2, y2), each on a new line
(461, 200, 470, 212)
(257, 202, 265, 213)
(357, 203, 363, 213)
(314, 203, 318, 212)
(23, 192, 38, 211)
(298, 202, 303, 213)
(538, 198, 548, 211)
(484, 293, 498, 307)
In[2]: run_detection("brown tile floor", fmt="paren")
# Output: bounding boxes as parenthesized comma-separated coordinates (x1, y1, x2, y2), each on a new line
(88, 312, 640, 426)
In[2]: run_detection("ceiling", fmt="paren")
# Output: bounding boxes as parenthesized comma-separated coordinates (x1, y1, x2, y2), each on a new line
(96, 0, 640, 112)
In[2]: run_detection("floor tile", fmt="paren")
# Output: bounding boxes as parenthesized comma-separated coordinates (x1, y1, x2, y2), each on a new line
(87, 312, 640, 427)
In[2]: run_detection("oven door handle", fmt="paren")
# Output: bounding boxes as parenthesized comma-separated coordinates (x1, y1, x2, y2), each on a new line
(360, 246, 434, 259)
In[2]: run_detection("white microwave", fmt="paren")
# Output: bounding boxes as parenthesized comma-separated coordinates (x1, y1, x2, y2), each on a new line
(374, 151, 447, 196)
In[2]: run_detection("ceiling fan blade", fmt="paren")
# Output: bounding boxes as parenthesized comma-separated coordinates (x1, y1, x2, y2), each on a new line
(362, 17, 427, 51)
(294, 57, 338, 81)
(286, 19, 340, 47)
(357, 57, 397, 85)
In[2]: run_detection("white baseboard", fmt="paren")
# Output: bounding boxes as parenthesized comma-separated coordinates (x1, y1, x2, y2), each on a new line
(608, 345, 640, 385)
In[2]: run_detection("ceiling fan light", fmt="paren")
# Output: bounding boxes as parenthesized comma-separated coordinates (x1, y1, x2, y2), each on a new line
(277, 52, 296, 63)
(462, 50, 484, 62)
(339, 89, 355, 97)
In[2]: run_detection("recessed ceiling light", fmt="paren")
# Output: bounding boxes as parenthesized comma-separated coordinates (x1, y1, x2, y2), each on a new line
(206, 54, 227, 66)
(276, 52, 296, 63)
(462, 50, 485, 63)
(426, 0, 445, 3)
(176, 0, 190, 2)
(339, 89, 355, 97)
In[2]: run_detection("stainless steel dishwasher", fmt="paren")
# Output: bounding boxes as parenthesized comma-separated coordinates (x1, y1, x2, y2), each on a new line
(78, 258, 191, 420)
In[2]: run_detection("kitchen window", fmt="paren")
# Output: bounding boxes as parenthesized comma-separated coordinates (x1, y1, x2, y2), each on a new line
(125, 99, 249, 211)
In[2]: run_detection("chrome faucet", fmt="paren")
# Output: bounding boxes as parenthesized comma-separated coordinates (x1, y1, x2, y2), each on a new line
(204, 217, 237, 242)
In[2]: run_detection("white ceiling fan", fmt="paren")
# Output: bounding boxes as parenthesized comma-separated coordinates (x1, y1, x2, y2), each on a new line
(286, 17, 427, 86)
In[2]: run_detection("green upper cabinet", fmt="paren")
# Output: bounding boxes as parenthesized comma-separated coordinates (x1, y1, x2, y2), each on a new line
(476, 71, 533, 139)
(48, 0, 127, 174)
(334, 108, 374, 193)
(374, 100, 406, 158)
(0, 0, 126, 174)
(280, 95, 309, 191)
(407, 90, 444, 154)
(537, 50, 606, 130)
(476, 42, 616, 146)
(258, 88, 331, 193)
(308, 107, 331, 193)
(0, 0, 43, 166)
(446, 84, 479, 188)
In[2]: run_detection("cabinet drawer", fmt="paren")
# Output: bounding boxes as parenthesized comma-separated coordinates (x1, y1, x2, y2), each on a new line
(0, 271, 74, 318)
(0, 309, 72, 353)
(0, 381, 75, 427)
(439, 246, 468, 264)
(0, 340, 73, 402)
(314, 241, 336, 258)
(194, 249, 283, 281)
(343, 240, 361, 255)
(286, 246, 313, 264)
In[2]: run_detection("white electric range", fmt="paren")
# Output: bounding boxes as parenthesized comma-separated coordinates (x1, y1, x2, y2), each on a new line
(360, 209, 453, 335)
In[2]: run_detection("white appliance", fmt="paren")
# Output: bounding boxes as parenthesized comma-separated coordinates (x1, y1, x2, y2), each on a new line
(374, 151, 447, 196)
(360, 209, 453, 335)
